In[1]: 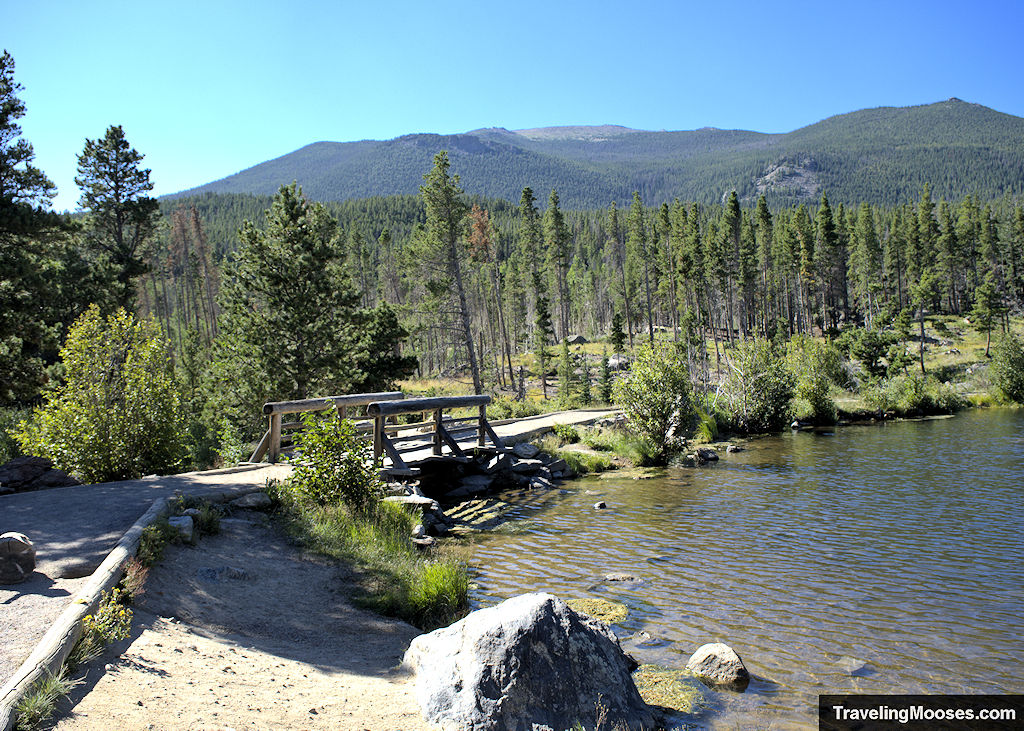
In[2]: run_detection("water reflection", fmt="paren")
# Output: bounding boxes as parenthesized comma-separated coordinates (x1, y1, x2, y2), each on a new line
(465, 409, 1024, 728)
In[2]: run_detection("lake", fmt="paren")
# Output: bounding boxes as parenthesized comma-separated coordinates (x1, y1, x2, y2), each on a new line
(464, 409, 1024, 729)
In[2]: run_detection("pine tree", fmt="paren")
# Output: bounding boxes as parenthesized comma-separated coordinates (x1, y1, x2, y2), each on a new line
(204, 183, 363, 437)
(534, 295, 554, 398)
(419, 151, 481, 393)
(76, 125, 160, 309)
(544, 189, 572, 339)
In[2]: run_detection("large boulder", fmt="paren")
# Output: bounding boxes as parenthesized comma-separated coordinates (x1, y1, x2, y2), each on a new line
(685, 642, 750, 690)
(403, 592, 655, 731)
(0, 456, 80, 493)
(0, 532, 37, 584)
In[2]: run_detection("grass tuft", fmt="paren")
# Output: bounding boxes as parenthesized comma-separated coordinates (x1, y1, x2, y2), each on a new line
(14, 668, 81, 731)
(632, 664, 707, 715)
(279, 498, 469, 630)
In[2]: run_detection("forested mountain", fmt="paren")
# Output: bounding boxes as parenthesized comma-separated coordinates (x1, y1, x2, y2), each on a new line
(170, 99, 1024, 209)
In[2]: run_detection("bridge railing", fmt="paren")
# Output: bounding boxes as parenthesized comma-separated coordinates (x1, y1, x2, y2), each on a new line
(251, 391, 404, 463)
(367, 395, 506, 471)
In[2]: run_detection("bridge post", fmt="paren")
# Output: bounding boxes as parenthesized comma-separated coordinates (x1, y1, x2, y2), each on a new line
(433, 409, 443, 455)
(268, 413, 283, 463)
(478, 404, 486, 447)
(373, 415, 383, 464)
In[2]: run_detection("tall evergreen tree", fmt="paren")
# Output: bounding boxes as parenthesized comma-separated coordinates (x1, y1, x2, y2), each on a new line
(544, 189, 572, 339)
(76, 125, 160, 310)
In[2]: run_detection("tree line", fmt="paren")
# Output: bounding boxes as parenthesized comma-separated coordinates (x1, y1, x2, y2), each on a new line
(4, 46, 1024, 474)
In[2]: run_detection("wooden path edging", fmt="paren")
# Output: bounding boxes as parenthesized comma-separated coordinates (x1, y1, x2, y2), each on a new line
(0, 485, 265, 731)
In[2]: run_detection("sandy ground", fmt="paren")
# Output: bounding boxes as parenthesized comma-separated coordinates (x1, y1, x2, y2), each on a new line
(1, 464, 292, 688)
(51, 513, 437, 731)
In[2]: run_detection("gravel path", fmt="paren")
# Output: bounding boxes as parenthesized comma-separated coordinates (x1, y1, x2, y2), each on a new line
(0, 464, 291, 688)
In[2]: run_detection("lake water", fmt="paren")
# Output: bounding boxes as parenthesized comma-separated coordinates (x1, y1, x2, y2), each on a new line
(464, 409, 1024, 729)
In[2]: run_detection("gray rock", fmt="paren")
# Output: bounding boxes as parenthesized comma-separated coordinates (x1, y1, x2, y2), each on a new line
(685, 642, 750, 690)
(196, 565, 250, 582)
(837, 655, 873, 677)
(726, 444, 743, 453)
(57, 560, 101, 579)
(0, 456, 80, 493)
(182, 508, 202, 518)
(412, 535, 436, 548)
(167, 516, 194, 543)
(694, 448, 719, 463)
(412, 524, 426, 539)
(403, 593, 654, 731)
(0, 532, 36, 584)
(512, 442, 540, 459)
(567, 334, 588, 345)
(383, 494, 436, 508)
(529, 476, 553, 490)
(594, 501, 607, 510)
(547, 458, 568, 472)
(604, 572, 641, 582)
(229, 491, 272, 510)
(461, 474, 495, 489)
(485, 454, 512, 473)
(510, 458, 544, 474)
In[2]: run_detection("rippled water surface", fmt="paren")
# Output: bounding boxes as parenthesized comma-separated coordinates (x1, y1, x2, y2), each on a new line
(464, 409, 1024, 729)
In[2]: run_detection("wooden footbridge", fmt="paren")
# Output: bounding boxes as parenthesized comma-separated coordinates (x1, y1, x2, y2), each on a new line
(248, 391, 616, 476)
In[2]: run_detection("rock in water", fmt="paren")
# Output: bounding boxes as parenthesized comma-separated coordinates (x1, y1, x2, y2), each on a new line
(0, 532, 36, 584)
(403, 592, 655, 731)
(685, 642, 750, 690)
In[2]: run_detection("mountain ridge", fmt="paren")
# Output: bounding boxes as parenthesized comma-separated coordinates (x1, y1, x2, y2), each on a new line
(169, 98, 1024, 208)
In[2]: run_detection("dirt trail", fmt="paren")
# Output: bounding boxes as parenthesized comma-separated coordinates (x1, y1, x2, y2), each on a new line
(51, 513, 436, 731)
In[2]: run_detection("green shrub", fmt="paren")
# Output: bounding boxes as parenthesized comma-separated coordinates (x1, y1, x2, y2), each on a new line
(720, 339, 795, 433)
(612, 342, 694, 458)
(558, 449, 614, 475)
(786, 336, 839, 424)
(0, 407, 29, 464)
(551, 423, 580, 443)
(864, 374, 967, 416)
(14, 306, 187, 483)
(287, 410, 381, 514)
(991, 334, 1024, 403)
(137, 518, 179, 567)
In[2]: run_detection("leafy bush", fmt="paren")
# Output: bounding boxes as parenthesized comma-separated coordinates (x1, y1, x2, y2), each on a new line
(786, 336, 839, 424)
(137, 518, 180, 567)
(14, 306, 187, 483)
(286, 410, 381, 514)
(864, 374, 967, 415)
(719, 339, 795, 433)
(0, 407, 28, 464)
(991, 334, 1024, 403)
(612, 342, 694, 458)
(551, 423, 580, 443)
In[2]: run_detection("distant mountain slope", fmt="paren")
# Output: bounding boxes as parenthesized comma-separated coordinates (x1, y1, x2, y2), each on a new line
(170, 99, 1024, 208)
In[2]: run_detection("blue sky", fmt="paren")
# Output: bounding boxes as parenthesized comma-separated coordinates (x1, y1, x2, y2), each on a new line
(7, 0, 1024, 211)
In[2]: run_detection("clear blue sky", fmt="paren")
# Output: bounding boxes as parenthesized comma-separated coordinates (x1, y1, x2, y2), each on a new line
(8, 0, 1024, 211)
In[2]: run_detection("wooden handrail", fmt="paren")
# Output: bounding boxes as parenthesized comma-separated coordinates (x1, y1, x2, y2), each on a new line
(263, 391, 404, 415)
(369, 394, 505, 469)
(251, 391, 405, 463)
(366, 394, 490, 417)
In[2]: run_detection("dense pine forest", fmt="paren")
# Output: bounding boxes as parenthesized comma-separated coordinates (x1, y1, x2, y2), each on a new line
(3, 48, 1024, 473)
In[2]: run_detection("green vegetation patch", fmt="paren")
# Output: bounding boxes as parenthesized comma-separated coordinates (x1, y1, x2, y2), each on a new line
(566, 596, 629, 624)
(633, 664, 707, 715)
(14, 668, 81, 731)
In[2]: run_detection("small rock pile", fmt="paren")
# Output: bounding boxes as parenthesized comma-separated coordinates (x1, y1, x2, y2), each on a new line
(0, 456, 80, 495)
(384, 441, 578, 544)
